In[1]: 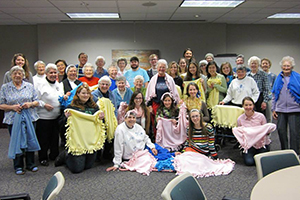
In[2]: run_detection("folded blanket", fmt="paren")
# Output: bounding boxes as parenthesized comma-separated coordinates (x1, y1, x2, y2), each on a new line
(211, 105, 244, 128)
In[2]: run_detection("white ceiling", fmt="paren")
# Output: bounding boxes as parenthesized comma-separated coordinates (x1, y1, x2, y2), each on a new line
(0, 0, 300, 25)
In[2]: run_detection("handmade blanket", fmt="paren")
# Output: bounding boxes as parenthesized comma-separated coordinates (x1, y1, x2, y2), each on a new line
(207, 78, 222, 109)
(183, 78, 206, 102)
(211, 105, 244, 128)
(232, 123, 276, 152)
(65, 109, 106, 155)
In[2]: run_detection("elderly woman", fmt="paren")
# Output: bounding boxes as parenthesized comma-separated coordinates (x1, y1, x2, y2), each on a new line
(272, 56, 300, 154)
(205, 53, 214, 63)
(131, 75, 146, 97)
(199, 60, 208, 77)
(94, 56, 109, 79)
(60, 64, 82, 95)
(106, 110, 157, 171)
(117, 57, 128, 77)
(247, 56, 270, 115)
(32, 60, 46, 89)
(167, 61, 184, 93)
(55, 59, 68, 82)
(0, 66, 40, 175)
(3, 53, 33, 84)
(78, 63, 99, 87)
(220, 65, 259, 107)
(206, 61, 227, 109)
(35, 63, 61, 166)
(108, 65, 118, 91)
(112, 76, 133, 110)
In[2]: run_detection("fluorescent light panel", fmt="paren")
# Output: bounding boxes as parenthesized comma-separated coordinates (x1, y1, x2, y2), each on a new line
(66, 13, 119, 19)
(181, 0, 244, 8)
(268, 13, 300, 19)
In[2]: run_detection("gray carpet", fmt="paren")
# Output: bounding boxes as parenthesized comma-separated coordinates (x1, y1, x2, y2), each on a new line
(0, 127, 281, 200)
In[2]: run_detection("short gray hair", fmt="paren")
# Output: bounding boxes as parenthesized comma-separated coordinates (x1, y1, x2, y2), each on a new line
(280, 56, 295, 67)
(95, 56, 106, 65)
(10, 66, 25, 76)
(98, 75, 112, 86)
(156, 59, 168, 68)
(248, 56, 261, 66)
(34, 60, 45, 71)
(108, 65, 117, 72)
(199, 60, 208, 66)
(45, 63, 57, 74)
(116, 76, 126, 83)
(236, 64, 247, 72)
(82, 63, 95, 73)
(205, 53, 214, 60)
(134, 75, 144, 82)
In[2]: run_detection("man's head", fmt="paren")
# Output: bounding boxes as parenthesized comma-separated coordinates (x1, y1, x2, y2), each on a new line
(130, 56, 139, 70)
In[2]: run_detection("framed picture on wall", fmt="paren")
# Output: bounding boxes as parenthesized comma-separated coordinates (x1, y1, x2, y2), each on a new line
(112, 49, 160, 70)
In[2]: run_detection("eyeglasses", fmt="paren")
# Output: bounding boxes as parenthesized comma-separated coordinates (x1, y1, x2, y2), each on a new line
(191, 115, 200, 119)
(100, 83, 109, 86)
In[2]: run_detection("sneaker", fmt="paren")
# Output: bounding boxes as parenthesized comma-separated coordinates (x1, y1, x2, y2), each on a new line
(26, 166, 39, 172)
(15, 168, 25, 175)
(40, 160, 49, 166)
(55, 150, 67, 167)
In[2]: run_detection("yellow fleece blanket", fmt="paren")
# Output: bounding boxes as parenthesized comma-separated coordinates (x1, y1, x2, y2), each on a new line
(96, 97, 118, 142)
(65, 109, 106, 156)
(211, 105, 244, 128)
(183, 78, 206, 102)
(207, 78, 222, 109)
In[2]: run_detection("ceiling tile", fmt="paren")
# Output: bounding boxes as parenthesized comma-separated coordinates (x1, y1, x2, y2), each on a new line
(238, 1, 276, 8)
(0, 8, 32, 14)
(27, 8, 62, 14)
(14, 0, 54, 7)
(38, 13, 69, 19)
(0, 1, 19, 7)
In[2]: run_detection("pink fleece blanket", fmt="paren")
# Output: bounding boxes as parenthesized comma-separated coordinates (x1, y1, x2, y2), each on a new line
(173, 151, 235, 178)
(232, 123, 276, 152)
(121, 150, 157, 176)
(156, 104, 188, 151)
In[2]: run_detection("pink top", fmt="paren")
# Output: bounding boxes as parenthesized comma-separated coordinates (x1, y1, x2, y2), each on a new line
(237, 111, 266, 127)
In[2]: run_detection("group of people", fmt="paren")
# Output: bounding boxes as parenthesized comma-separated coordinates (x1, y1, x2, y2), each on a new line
(0, 50, 299, 176)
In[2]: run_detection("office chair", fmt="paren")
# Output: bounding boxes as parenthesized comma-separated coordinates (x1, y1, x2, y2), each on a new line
(0, 171, 65, 200)
(254, 149, 300, 180)
(161, 172, 207, 200)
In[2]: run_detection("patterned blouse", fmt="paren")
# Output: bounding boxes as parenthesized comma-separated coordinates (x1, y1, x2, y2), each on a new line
(0, 81, 39, 124)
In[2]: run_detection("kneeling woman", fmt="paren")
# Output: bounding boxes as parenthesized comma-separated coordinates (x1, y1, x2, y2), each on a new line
(184, 109, 218, 159)
(56, 83, 104, 173)
(107, 110, 157, 171)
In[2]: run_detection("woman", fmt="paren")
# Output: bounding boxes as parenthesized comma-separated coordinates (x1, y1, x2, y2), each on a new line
(131, 75, 146, 97)
(107, 65, 118, 91)
(56, 83, 104, 173)
(272, 56, 300, 155)
(117, 57, 128, 77)
(205, 53, 214, 63)
(32, 60, 46, 88)
(167, 61, 184, 93)
(94, 56, 109, 79)
(183, 109, 218, 159)
(183, 82, 210, 122)
(3, 53, 33, 84)
(247, 56, 270, 115)
(106, 110, 157, 171)
(235, 97, 272, 166)
(261, 58, 277, 89)
(156, 93, 179, 125)
(206, 61, 227, 109)
(55, 59, 68, 82)
(178, 58, 188, 79)
(0, 66, 39, 175)
(199, 60, 208, 77)
(112, 76, 133, 110)
(220, 62, 234, 87)
(220, 65, 260, 107)
(183, 48, 196, 66)
(78, 63, 99, 87)
(60, 64, 82, 96)
(35, 63, 61, 166)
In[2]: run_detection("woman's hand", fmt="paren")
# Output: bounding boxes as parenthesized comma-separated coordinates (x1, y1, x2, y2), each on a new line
(64, 111, 71, 118)
(174, 152, 181, 156)
(12, 104, 22, 113)
(261, 102, 267, 110)
(106, 166, 118, 172)
(219, 101, 225, 105)
(44, 103, 54, 111)
(21, 102, 33, 109)
(99, 111, 105, 120)
(171, 119, 177, 125)
(272, 111, 278, 119)
(148, 106, 153, 114)
(152, 148, 158, 155)
(63, 92, 71, 100)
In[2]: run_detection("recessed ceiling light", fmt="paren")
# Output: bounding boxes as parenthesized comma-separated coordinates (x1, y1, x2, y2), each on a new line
(268, 13, 300, 19)
(66, 13, 119, 19)
(181, 0, 244, 8)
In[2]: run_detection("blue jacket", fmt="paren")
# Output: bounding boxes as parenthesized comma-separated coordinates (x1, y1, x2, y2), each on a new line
(92, 88, 117, 116)
(112, 88, 133, 110)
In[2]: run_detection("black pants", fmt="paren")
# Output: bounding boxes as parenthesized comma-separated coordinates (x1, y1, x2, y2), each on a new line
(66, 153, 97, 173)
(36, 118, 59, 162)
(242, 145, 269, 166)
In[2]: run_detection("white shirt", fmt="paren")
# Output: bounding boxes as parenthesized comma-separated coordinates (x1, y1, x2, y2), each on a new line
(33, 74, 46, 90)
(113, 122, 155, 167)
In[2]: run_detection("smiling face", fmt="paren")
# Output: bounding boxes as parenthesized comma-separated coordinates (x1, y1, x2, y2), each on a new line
(190, 111, 201, 126)
(134, 93, 143, 107)
(37, 63, 45, 75)
(281, 60, 293, 76)
(184, 50, 193, 60)
(109, 67, 118, 79)
(188, 85, 198, 98)
(125, 114, 136, 128)
(179, 59, 187, 72)
(15, 56, 25, 67)
(67, 67, 77, 81)
(84, 66, 94, 78)
(221, 64, 231, 75)
(188, 63, 197, 76)
(236, 57, 244, 65)
(130, 60, 139, 70)
(99, 80, 110, 93)
(261, 60, 270, 72)
(236, 69, 246, 79)
(150, 56, 158, 68)
(163, 96, 172, 109)
(117, 80, 125, 91)
(118, 61, 126, 71)
(79, 54, 88, 66)
(206, 56, 213, 62)
(250, 60, 259, 73)
(96, 59, 105, 69)
(46, 68, 57, 82)
(208, 64, 217, 77)
(170, 63, 178, 76)
(157, 63, 166, 76)
(134, 79, 143, 89)
(77, 88, 90, 104)
(11, 70, 24, 84)
(243, 99, 254, 115)
(56, 61, 66, 75)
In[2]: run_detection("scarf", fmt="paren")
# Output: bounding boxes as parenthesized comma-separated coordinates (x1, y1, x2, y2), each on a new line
(184, 96, 202, 111)
(207, 77, 222, 109)
(8, 109, 40, 159)
(65, 109, 106, 155)
(272, 71, 300, 104)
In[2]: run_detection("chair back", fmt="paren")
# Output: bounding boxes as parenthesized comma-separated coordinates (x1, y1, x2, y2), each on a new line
(254, 149, 300, 180)
(161, 172, 207, 200)
(42, 171, 65, 200)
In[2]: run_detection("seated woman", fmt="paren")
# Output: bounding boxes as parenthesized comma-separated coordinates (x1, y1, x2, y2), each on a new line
(156, 93, 179, 126)
(183, 82, 209, 122)
(220, 62, 234, 87)
(112, 76, 133, 111)
(183, 109, 218, 159)
(130, 75, 146, 97)
(106, 110, 157, 171)
(55, 83, 104, 173)
(78, 63, 99, 87)
(233, 97, 275, 166)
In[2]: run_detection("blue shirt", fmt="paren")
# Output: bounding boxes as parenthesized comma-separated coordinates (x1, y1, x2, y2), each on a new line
(0, 81, 39, 124)
(94, 69, 109, 79)
(124, 67, 150, 88)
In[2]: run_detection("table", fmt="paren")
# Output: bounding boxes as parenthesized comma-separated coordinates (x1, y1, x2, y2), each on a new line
(250, 165, 300, 200)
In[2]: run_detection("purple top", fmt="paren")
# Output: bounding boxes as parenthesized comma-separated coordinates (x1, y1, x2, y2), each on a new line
(272, 75, 300, 113)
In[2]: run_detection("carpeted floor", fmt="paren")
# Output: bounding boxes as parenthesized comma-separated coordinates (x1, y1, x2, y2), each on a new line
(0, 127, 281, 200)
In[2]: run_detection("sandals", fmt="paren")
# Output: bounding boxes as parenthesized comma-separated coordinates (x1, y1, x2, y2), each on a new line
(27, 166, 39, 172)
(15, 168, 25, 175)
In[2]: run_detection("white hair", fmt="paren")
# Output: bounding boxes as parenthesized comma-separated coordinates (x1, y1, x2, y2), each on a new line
(98, 75, 112, 86)
(45, 63, 57, 74)
(280, 56, 295, 67)
(34, 60, 45, 71)
(95, 56, 106, 65)
(10, 65, 25, 76)
(248, 56, 261, 66)
(82, 63, 95, 73)
(134, 75, 144, 82)
(156, 59, 168, 68)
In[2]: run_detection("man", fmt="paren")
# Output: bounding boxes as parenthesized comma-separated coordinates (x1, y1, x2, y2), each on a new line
(124, 56, 149, 88)
(147, 54, 158, 79)
(76, 52, 88, 78)
(94, 56, 109, 79)
(233, 54, 250, 73)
